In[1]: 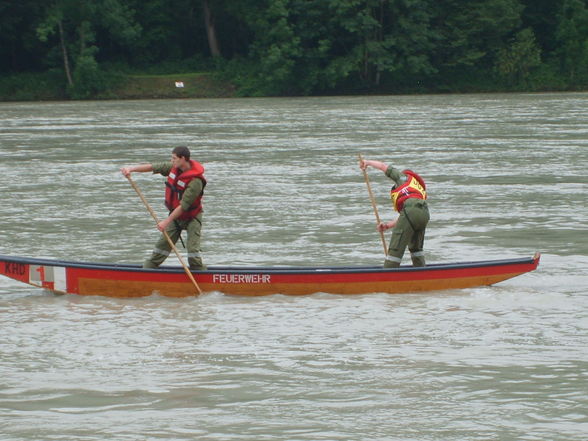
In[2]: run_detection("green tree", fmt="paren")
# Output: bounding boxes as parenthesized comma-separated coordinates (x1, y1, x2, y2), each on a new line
(0, 0, 48, 73)
(220, 0, 302, 95)
(519, 0, 564, 54)
(37, 0, 140, 96)
(496, 27, 541, 85)
(431, 0, 523, 68)
(555, 0, 588, 83)
(3, 0, 588, 98)
(321, 0, 436, 88)
(222, 0, 438, 95)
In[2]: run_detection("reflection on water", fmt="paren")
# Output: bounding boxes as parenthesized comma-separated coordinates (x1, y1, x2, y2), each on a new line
(0, 93, 587, 440)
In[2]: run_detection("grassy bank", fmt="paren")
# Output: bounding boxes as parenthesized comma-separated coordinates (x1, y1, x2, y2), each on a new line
(109, 73, 236, 99)
(0, 72, 236, 101)
(1, 69, 584, 102)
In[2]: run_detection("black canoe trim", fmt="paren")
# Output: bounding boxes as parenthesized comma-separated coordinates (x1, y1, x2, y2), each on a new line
(0, 253, 539, 276)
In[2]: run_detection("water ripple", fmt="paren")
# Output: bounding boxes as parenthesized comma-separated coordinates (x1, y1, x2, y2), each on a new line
(1, 93, 587, 440)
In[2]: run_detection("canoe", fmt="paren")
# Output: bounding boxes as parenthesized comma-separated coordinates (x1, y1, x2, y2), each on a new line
(0, 253, 540, 298)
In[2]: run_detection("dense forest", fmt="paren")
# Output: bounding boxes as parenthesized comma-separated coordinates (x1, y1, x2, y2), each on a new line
(1, 0, 588, 99)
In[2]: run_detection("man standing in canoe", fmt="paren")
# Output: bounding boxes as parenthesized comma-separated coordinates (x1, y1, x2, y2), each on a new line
(360, 159, 430, 268)
(121, 146, 207, 270)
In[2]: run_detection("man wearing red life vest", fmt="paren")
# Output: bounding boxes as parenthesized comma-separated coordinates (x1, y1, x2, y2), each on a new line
(121, 146, 207, 270)
(360, 159, 430, 268)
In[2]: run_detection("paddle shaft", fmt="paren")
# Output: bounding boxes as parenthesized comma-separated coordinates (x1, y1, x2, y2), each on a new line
(359, 154, 388, 255)
(126, 175, 203, 295)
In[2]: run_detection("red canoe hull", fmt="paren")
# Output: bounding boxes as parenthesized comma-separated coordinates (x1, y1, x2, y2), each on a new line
(0, 253, 541, 298)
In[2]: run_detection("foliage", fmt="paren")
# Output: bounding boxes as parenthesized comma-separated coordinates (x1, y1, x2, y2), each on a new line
(1, 0, 587, 98)
(495, 28, 541, 85)
(555, 0, 588, 84)
(430, 0, 523, 69)
(69, 51, 103, 99)
(0, 71, 66, 101)
(34, 0, 140, 97)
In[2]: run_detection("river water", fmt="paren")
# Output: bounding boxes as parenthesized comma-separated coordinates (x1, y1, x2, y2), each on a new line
(0, 93, 586, 440)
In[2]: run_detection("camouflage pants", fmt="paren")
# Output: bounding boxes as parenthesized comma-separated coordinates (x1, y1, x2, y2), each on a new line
(384, 200, 429, 268)
(143, 213, 205, 270)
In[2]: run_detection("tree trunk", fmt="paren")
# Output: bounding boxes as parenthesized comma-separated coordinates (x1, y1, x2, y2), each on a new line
(202, 0, 221, 57)
(58, 19, 73, 86)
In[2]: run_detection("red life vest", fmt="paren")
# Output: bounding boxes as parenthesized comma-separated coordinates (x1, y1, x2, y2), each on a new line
(165, 160, 206, 220)
(390, 169, 427, 212)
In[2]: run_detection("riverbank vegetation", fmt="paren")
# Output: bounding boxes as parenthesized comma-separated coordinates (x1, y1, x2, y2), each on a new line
(1, 0, 587, 100)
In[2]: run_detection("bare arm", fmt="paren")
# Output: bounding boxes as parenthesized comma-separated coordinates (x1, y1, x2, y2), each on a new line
(359, 158, 397, 231)
(359, 159, 389, 173)
(377, 218, 398, 232)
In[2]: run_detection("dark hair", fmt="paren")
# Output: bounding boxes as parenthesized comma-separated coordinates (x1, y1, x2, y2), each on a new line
(172, 146, 190, 160)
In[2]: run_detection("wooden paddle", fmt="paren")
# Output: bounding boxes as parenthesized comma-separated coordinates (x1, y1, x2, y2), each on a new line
(125, 175, 203, 295)
(358, 154, 388, 255)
